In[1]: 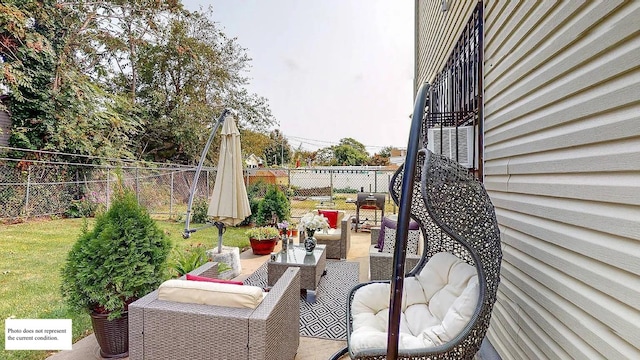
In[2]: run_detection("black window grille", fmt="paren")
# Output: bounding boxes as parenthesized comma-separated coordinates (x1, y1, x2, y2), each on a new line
(422, 2, 483, 178)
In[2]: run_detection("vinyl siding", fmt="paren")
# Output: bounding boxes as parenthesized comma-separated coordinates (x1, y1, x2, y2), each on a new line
(415, 0, 640, 359)
(483, 1, 640, 359)
(414, 0, 477, 93)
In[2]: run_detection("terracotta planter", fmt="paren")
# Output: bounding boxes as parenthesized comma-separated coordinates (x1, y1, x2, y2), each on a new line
(249, 237, 278, 255)
(90, 311, 128, 359)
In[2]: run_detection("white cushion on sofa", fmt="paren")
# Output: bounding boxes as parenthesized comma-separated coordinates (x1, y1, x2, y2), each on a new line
(350, 252, 478, 352)
(158, 279, 265, 309)
(314, 228, 341, 241)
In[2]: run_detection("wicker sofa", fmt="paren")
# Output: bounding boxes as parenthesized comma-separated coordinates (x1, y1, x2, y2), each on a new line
(299, 210, 352, 259)
(129, 262, 301, 360)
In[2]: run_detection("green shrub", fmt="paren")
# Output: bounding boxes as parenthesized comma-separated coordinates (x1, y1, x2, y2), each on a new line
(246, 180, 270, 198)
(240, 180, 269, 226)
(191, 198, 209, 224)
(334, 187, 358, 194)
(256, 185, 290, 226)
(61, 187, 171, 320)
(65, 198, 102, 218)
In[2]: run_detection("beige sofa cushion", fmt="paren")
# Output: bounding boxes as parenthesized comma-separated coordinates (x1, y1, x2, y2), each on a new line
(314, 228, 341, 241)
(158, 279, 265, 309)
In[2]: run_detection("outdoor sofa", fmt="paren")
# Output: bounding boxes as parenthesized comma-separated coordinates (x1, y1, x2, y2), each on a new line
(129, 262, 301, 360)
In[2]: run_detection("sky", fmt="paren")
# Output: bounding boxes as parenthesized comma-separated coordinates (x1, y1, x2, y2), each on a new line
(182, 0, 415, 154)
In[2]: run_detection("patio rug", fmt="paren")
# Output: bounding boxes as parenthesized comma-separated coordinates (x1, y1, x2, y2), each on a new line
(244, 260, 360, 340)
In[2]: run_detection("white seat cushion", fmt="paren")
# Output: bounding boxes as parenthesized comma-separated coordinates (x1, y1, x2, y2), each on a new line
(350, 252, 478, 353)
(314, 228, 341, 241)
(158, 279, 265, 309)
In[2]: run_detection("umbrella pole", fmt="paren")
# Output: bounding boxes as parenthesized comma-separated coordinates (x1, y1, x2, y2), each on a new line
(215, 221, 226, 254)
(183, 109, 230, 239)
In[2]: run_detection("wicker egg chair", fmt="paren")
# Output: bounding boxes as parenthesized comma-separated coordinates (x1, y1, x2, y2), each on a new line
(331, 83, 502, 359)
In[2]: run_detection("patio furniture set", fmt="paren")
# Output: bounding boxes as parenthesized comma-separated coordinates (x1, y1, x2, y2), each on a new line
(128, 84, 502, 360)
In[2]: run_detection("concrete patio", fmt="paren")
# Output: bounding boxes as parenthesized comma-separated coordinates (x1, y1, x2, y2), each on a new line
(46, 226, 498, 360)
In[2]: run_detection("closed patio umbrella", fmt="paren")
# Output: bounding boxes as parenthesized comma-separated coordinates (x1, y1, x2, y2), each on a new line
(183, 110, 251, 257)
(207, 114, 251, 253)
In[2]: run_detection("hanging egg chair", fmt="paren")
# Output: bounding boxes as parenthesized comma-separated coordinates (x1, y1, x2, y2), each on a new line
(332, 83, 502, 359)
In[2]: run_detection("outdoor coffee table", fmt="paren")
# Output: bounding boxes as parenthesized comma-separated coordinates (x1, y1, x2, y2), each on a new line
(267, 244, 327, 303)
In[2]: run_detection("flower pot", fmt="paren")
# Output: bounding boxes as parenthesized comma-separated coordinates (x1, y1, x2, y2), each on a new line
(90, 311, 128, 358)
(249, 237, 278, 255)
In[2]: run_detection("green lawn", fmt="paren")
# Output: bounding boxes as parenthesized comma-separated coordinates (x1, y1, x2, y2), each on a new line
(0, 217, 250, 360)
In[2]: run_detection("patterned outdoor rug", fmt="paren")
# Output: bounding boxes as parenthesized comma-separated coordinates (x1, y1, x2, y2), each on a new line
(244, 260, 360, 340)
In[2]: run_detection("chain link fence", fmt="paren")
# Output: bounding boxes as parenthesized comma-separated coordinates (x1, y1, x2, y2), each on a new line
(1, 160, 398, 223)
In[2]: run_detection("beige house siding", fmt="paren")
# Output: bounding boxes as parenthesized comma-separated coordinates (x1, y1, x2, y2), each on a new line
(483, 1, 640, 359)
(416, 0, 640, 359)
(414, 0, 477, 93)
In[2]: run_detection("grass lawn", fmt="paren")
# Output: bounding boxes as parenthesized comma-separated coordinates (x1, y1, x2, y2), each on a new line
(0, 217, 250, 360)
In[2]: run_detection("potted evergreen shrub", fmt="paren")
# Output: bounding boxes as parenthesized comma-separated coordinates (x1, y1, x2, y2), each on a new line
(61, 186, 170, 358)
(246, 226, 280, 255)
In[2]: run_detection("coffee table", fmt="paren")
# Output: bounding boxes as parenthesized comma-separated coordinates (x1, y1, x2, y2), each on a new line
(267, 244, 327, 303)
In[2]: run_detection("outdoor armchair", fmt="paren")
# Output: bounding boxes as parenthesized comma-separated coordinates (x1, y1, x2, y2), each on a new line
(129, 262, 301, 360)
(299, 210, 353, 259)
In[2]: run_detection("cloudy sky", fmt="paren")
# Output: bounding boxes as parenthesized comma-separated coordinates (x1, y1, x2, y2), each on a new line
(182, 0, 415, 154)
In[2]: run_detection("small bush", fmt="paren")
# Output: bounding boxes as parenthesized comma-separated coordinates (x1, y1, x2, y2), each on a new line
(334, 187, 358, 194)
(256, 185, 290, 226)
(191, 198, 209, 224)
(240, 180, 269, 226)
(65, 198, 102, 218)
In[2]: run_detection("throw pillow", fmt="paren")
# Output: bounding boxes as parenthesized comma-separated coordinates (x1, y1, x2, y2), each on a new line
(381, 228, 420, 255)
(186, 273, 244, 285)
(377, 216, 420, 249)
(318, 209, 339, 229)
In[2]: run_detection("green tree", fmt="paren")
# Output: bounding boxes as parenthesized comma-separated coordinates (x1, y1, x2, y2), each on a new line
(2, 2, 274, 164)
(368, 146, 392, 166)
(334, 144, 369, 165)
(263, 129, 291, 166)
(315, 146, 335, 165)
(368, 153, 390, 166)
(314, 138, 370, 166)
(240, 129, 270, 164)
(378, 146, 393, 158)
(2, 1, 147, 160)
(292, 146, 316, 167)
(135, 9, 275, 162)
(334, 138, 370, 166)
